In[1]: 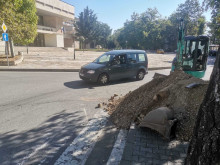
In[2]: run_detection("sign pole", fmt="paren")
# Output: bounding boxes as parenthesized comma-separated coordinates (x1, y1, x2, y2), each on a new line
(2, 22, 9, 66)
(6, 41, 9, 67)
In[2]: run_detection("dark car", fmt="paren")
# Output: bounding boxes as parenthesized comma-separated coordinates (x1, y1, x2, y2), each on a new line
(209, 45, 219, 56)
(79, 50, 148, 85)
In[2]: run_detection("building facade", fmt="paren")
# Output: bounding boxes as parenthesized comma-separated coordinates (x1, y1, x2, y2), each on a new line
(34, 0, 76, 48)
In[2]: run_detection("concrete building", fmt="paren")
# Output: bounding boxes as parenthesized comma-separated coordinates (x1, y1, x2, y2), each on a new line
(34, 0, 77, 48)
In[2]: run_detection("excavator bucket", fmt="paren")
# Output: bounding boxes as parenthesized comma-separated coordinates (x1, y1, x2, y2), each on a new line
(139, 107, 177, 140)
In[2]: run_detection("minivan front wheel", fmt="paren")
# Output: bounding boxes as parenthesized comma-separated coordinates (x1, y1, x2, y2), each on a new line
(98, 73, 109, 85)
(136, 70, 145, 80)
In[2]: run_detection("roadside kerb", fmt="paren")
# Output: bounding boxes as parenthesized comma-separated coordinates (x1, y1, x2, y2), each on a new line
(0, 67, 171, 72)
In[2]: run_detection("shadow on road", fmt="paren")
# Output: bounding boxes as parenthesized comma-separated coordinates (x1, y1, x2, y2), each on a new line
(64, 78, 138, 89)
(0, 110, 84, 165)
(64, 80, 98, 89)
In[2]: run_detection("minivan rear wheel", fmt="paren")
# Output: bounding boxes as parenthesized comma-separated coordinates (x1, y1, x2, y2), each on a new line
(136, 70, 145, 80)
(98, 73, 109, 85)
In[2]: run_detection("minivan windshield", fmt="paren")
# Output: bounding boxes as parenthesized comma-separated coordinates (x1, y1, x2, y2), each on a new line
(93, 54, 113, 64)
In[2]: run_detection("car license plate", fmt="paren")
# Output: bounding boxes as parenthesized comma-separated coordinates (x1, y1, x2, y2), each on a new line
(80, 73, 84, 76)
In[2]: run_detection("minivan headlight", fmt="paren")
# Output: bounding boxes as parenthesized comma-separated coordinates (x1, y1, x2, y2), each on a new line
(87, 70, 95, 74)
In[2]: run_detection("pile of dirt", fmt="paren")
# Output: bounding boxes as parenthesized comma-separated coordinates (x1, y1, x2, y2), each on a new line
(104, 71, 208, 141)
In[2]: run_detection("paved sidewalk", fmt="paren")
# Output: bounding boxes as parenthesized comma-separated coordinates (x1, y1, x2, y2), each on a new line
(0, 50, 175, 71)
(120, 124, 188, 165)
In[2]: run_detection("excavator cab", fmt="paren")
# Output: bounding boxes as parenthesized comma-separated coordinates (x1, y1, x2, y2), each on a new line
(172, 36, 209, 78)
(182, 36, 209, 78)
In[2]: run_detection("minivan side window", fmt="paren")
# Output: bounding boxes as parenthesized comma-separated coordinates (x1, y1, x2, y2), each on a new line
(127, 53, 137, 63)
(99, 54, 111, 63)
(118, 54, 127, 64)
(94, 54, 111, 64)
(138, 53, 146, 62)
(112, 54, 127, 65)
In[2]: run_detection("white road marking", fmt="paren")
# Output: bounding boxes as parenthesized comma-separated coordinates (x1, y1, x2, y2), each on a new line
(54, 110, 108, 165)
(106, 129, 128, 165)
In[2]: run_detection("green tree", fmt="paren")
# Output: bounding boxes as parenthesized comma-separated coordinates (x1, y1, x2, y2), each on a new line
(117, 13, 144, 49)
(75, 6, 98, 47)
(75, 6, 112, 48)
(197, 16, 206, 35)
(0, 0, 38, 45)
(108, 29, 122, 49)
(175, 0, 203, 35)
(113, 0, 207, 51)
(116, 8, 172, 50)
(94, 22, 112, 48)
(203, 0, 220, 44)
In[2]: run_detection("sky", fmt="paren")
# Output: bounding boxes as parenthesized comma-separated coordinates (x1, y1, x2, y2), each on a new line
(63, 0, 211, 32)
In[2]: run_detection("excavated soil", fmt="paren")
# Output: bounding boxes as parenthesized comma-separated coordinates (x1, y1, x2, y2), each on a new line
(104, 71, 208, 141)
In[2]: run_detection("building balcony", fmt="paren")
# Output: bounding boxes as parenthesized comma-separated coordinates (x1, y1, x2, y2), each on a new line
(37, 25, 63, 34)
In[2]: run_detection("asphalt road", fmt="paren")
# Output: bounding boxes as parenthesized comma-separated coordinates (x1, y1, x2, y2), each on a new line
(0, 70, 175, 165)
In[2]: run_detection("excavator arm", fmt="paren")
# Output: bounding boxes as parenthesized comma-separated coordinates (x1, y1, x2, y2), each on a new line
(175, 19, 185, 70)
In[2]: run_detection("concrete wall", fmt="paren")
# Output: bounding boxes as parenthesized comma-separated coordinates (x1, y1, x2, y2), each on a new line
(64, 38, 73, 47)
(44, 34, 64, 47)
(36, 0, 74, 20)
(56, 34, 64, 47)
(74, 41, 80, 49)
(43, 16, 56, 28)
(45, 34, 57, 47)
(43, 16, 63, 29)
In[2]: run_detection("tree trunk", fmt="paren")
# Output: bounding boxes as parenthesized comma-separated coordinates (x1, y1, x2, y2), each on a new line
(9, 37, 15, 57)
(5, 41, 9, 55)
(185, 47, 220, 165)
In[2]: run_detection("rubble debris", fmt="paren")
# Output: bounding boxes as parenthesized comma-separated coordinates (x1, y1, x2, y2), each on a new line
(103, 71, 208, 141)
(153, 73, 168, 79)
(153, 85, 171, 101)
(95, 103, 103, 109)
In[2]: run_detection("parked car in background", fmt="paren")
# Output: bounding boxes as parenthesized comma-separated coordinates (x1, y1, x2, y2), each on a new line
(209, 45, 219, 56)
(79, 50, 148, 85)
(157, 49, 165, 54)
